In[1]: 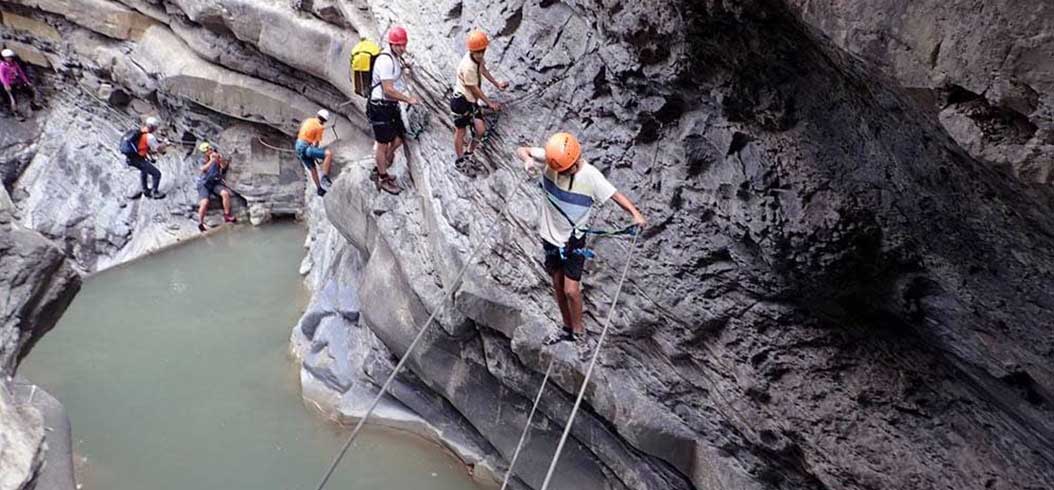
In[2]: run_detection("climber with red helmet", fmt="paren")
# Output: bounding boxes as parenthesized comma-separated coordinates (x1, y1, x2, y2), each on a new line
(450, 30, 509, 165)
(517, 133, 647, 344)
(368, 25, 418, 195)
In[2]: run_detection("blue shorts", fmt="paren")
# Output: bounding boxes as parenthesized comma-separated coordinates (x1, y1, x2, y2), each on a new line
(295, 140, 327, 169)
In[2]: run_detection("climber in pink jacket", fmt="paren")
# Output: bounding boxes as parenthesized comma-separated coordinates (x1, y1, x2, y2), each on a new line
(1, 49, 38, 116)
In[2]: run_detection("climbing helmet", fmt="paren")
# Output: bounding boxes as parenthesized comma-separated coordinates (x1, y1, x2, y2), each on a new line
(545, 132, 581, 172)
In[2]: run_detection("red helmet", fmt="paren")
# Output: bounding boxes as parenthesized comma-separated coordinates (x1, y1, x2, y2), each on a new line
(388, 26, 408, 46)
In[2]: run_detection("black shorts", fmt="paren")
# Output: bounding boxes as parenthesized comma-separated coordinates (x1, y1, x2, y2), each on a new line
(543, 234, 588, 282)
(367, 100, 405, 144)
(449, 95, 482, 129)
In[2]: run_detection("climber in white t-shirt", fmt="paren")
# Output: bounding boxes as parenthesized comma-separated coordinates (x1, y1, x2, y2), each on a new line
(367, 26, 418, 195)
(517, 132, 647, 344)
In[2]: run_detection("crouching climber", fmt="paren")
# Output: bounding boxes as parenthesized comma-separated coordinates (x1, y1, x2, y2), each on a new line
(368, 26, 418, 195)
(1, 48, 39, 118)
(120, 116, 168, 199)
(450, 30, 508, 164)
(517, 133, 646, 344)
(195, 142, 236, 232)
(296, 109, 334, 197)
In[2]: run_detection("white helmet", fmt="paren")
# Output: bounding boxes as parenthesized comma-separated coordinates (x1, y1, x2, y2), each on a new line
(145, 116, 160, 128)
(317, 109, 331, 121)
(1, 49, 14, 58)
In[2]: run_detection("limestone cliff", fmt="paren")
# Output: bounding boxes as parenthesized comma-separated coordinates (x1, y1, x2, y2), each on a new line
(2, 1, 1052, 490)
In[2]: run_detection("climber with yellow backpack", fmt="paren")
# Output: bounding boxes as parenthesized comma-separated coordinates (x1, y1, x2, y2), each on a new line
(350, 27, 418, 195)
(451, 30, 508, 165)
(517, 132, 647, 345)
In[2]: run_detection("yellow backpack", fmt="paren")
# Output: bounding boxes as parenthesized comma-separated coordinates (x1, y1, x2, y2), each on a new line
(350, 39, 388, 97)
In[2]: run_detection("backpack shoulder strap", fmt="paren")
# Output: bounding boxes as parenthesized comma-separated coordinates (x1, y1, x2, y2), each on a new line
(369, 52, 396, 100)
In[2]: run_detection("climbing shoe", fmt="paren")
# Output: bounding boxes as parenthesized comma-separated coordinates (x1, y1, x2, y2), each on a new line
(198, 222, 208, 233)
(129, 190, 144, 200)
(321, 175, 333, 190)
(224, 214, 237, 223)
(149, 190, 166, 199)
(316, 187, 327, 197)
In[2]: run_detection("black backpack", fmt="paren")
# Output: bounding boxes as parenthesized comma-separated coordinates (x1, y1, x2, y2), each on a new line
(119, 128, 141, 156)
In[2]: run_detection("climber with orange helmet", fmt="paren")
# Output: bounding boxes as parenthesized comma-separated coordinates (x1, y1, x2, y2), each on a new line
(517, 133, 647, 344)
(451, 30, 509, 164)
(368, 25, 418, 195)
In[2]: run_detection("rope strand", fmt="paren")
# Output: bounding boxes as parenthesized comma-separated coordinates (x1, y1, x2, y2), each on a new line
(313, 175, 526, 490)
(539, 231, 641, 490)
(499, 358, 555, 490)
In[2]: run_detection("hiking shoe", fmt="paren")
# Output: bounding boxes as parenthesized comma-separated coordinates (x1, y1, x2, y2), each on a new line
(198, 222, 208, 233)
(316, 187, 327, 197)
(377, 175, 401, 195)
(149, 190, 166, 199)
(544, 328, 573, 346)
(224, 214, 237, 223)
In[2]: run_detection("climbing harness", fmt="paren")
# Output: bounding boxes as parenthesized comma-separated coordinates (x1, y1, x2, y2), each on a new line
(539, 231, 641, 490)
(313, 176, 527, 490)
(498, 358, 555, 490)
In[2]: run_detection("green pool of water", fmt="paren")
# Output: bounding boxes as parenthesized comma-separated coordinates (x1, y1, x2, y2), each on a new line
(20, 223, 483, 490)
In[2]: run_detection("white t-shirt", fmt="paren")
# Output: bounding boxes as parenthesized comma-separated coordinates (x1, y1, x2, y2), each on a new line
(529, 148, 618, 246)
(455, 53, 481, 102)
(370, 50, 404, 101)
(145, 133, 161, 153)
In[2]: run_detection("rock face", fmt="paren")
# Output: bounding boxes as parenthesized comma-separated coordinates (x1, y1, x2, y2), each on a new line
(2, 1, 1053, 490)
(787, 0, 1054, 184)
(0, 210, 80, 373)
(300, 1, 1054, 489)
(0, 199, 80, 490)
(1, 0, 362, 271)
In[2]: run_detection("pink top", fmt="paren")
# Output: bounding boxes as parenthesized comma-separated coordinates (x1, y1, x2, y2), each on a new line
(0, 60, 30, 89)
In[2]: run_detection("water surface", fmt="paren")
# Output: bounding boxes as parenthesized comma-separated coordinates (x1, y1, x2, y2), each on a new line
(21, 223, 482, 490)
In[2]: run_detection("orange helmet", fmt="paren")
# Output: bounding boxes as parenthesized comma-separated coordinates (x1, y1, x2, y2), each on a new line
(467, 31, 489, 52)
(545, 132, 581, 172)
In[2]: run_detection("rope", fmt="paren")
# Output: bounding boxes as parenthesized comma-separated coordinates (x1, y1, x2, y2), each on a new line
(539, 231, 641, 490)
(313, 177, 525, 490)
(498, 358, 555, 490)
(256, 137, 297, 154)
